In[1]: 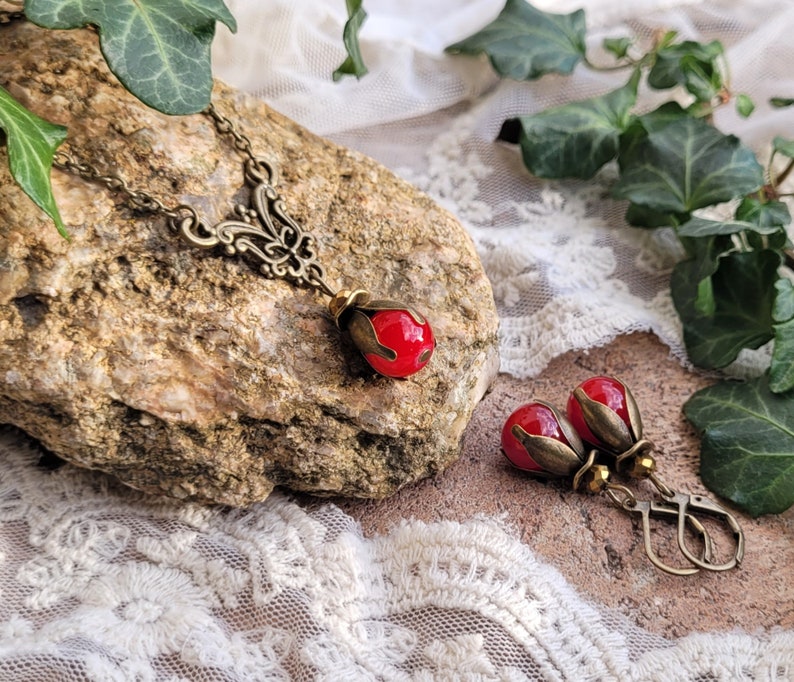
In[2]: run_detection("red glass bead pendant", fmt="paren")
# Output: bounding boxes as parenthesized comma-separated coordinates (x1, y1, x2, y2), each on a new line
(362, 309, 434, 378)
(329, 289, 434, 378)
(501, 400, 587, 477)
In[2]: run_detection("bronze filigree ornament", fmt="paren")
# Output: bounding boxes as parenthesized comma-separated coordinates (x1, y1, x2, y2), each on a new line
(53, 104, 435, 379)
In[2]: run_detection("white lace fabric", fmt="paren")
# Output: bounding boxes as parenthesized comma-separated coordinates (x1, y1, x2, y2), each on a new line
(3, 0, 794, 678)
(2, 436, 792, 680)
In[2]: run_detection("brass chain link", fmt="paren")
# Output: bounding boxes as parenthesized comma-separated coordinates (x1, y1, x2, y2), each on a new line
(52, 105, 335, 297)
(52, 105, 264, 222)
(52, 149, 195, 221)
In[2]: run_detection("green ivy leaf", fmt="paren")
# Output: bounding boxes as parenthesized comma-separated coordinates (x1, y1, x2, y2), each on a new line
(773, 278, 794, 322)
(25, 0, 237, 115)
(633, 101, 690, 131)
(624, 203, 689, 229)
(648, 40, 724, 101)
(618, 102, 689, 172)
(445, 0, 586, 80)
(735, 94, 755, 118)
(770, 279, 794, 393)
(671, 249, 779, 368)
(773, 135, 794, 159)
(677, 216, 780, 238)
(333, 0, 368, 81)
(0, 86, 68, 237)
(671, 235, 731, 317)
(501, 71, 639, 179)
(603, 36, 631, 60)
(770, 318, 794, 394)
(735, 198, 792, 251)
(770, 97, 794, 108)
(613, 117, 763, 213)
(684, 375, 794, 516)
(735, 197, 791, 228)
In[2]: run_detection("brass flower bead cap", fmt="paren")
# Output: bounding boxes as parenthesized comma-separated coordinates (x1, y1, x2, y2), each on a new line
(501, 400, 588, 477)
(329, 289, 434, 379)
(566, 376, 643, 453)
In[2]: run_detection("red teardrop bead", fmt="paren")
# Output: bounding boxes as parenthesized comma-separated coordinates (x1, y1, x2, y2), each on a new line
(566, 376, 631, 446)
(364, 309, 435, 378)
(501, 402, 574, 472)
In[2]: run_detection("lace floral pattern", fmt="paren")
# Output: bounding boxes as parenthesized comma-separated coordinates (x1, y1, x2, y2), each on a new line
(1, 436, 792, 680)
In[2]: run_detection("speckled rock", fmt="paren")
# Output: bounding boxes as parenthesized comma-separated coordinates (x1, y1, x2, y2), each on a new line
(0, 22, 499, 505)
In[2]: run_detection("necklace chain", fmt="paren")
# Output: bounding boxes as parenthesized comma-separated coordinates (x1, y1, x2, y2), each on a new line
(54, 104, 336, 297)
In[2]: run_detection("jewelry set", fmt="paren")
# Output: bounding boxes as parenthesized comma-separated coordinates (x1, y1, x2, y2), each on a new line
(53, 103, 743, 576)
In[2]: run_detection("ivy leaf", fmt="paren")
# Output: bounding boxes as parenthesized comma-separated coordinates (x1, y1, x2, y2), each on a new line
(773, 136, 794, 159)
(445, 0, 586, 81)
(671, 249, 779, 368)
(671, 235, 731, 317)
(333, 0, 368, 81)
(773, 277, 794, 322)
(770, 319, 794, 394)
(770, 97, 794, 108)
(500, 71, 639, 179)
(648, 40, 724, 101)
(735, 198, 792, 251)
(0, 85, 68, 237)
(632, 101, 689, 131)
(25, 0, 237, 115)
(624, 203, 689, 229)
(735, 94, 755, 118)
(770, 279, 794, 393)
(735, 197, 791, 228)
(684, 375, 794, 517)
(603, 36, 632, 60)
(613, 117, 763, 213)
(677, 216, 780, 238)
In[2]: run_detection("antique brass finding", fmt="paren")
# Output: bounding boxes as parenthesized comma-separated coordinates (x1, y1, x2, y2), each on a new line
(504, 380, 746, 576)
(53, 104, 435, 378)
(573, 459, 716, 576)
(568, 376, 745, 574)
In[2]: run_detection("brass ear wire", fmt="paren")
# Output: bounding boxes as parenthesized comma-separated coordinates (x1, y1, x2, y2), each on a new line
(570, 377, 745, 573)
(608, 448, 745, 572)
(674, 492, 745, 571)
(572, 456, 715, 576)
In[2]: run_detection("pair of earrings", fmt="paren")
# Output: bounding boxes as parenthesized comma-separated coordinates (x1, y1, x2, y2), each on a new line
(501, 376, 745, 576)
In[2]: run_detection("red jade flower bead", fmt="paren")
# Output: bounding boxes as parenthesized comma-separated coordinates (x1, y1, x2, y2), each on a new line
(566, 375, 639, 450)
(364, 309, 435, 379)
(501, 401, 586, 475)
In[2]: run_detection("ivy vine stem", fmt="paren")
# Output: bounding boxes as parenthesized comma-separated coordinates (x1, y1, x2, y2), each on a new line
(774, 158, 794, 190)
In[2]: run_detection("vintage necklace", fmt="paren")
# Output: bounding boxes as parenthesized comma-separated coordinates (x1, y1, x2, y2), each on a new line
(53, 104, 435, 379)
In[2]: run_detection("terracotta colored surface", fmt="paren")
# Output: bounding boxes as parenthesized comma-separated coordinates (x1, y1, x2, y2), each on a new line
(335, 332, 794, 639)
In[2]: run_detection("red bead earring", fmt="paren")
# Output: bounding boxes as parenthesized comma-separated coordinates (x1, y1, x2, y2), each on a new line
(501, 376, 745, 576)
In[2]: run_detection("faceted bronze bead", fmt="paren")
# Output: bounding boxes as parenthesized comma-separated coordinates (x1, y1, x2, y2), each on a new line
(581, 464, 611, 493)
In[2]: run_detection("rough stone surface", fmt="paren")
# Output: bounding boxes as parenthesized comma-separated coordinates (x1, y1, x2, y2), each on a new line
(0, 23, 499, 505)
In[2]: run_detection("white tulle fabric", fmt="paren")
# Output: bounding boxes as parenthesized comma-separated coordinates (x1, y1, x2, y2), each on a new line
(2, 0, 793, 678)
